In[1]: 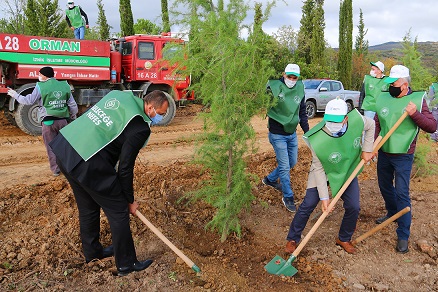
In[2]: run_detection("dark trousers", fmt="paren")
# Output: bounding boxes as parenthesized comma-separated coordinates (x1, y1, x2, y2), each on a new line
(287, 177, 360, 242)
(58, 161, 137, 268)
(377, 151, 413, 240)
(42, 119, 68, 174)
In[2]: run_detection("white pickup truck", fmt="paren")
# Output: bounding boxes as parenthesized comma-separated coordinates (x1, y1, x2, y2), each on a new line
(303, 79, 360, 118)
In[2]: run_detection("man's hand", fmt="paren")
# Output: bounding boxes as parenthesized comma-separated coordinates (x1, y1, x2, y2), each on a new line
(405, 101, 417, 116)
(7, 88, 17, 98)
(70, 26, 74, 30)
(361, 151, 374, 163)
(321, 199, 330, 212)
(128, 201, 139, 215)
(85, 25, 89, 29)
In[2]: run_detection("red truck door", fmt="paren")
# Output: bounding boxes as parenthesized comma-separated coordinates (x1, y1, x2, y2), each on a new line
(134, 41, 160, 81)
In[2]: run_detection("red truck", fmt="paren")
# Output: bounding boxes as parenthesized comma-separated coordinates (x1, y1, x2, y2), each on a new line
(0, 33, 194, 135)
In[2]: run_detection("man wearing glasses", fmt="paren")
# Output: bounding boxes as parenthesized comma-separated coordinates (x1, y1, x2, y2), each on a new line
(262, 64, 309, 212)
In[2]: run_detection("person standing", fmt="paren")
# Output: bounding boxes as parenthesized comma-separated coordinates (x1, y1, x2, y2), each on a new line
(374, 65, 437, 253)
(50, 90, 168, 276)
(65, 1, 89, 40)
(285, 98, 375, 254)
(358, 61, 388, 119)
(262, 64, 309, 212)
(7, 66, 78, 176)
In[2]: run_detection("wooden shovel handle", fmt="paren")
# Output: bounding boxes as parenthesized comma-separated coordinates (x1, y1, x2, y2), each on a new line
(352, 206, 410, 246)
(135, 210, 200, 273)
(292, 112, 409, 257)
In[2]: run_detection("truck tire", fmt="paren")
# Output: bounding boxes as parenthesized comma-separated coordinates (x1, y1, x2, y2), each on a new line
(3, 109, 17, 126)
(156, 91, 176, 126)
(15, 103, 42, 136)
(13, 83, 42, 136)
(306, 100, 316, 119)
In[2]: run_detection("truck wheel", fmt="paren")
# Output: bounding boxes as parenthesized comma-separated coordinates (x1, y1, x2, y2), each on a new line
(346, 101, 354, 113)
(306, 100, 316, 119)
(15, 103, 42, 135)
(3, 109, 17, 126)
(155, 91, 176, 126)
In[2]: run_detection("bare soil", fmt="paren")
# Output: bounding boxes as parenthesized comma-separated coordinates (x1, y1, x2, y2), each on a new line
(0, 105, 437, 291)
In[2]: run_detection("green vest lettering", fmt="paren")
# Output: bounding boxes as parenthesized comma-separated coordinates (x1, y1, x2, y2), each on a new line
(66, 6, 84, 28)
(267, 80, 305, 133)
(361, 75, 389, 111)
(60, 91, 151, 161)
(304, 109, 364, 196)
(376, 91, 424, 153)
(38, 79, 71, 119)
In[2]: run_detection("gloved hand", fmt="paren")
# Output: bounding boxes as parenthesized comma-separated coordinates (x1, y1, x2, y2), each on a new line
(7, 88, 17, 98)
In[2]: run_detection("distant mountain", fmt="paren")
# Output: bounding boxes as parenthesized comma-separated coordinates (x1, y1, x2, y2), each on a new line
(368, 41, 403, 51)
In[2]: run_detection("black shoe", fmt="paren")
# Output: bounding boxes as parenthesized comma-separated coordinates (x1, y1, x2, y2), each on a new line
(375, 215, 390, 224)
(85, 245, 114, 263)
(282, 197, 297, 212)
(396, 239, 409, 253)
(117, 259, 154, 276)
(262, 177, 282, 192)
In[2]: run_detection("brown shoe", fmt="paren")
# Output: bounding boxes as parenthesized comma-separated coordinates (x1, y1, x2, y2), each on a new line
(335, 238, 357, 254)
(285, 240, 297, 254)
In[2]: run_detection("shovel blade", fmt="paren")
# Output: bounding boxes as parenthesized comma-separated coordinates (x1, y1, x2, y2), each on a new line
(264, 255, 298, 277)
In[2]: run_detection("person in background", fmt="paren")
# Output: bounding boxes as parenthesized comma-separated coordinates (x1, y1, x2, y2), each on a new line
(262, 63, 309, 212)
(50, 90, 168, 276)
(7, 66, 78, 176)
(358, 61, 388, 119)
(284, 98, 375, 255)
(374, 65, 437, 253)
(65, 1, 89, 40)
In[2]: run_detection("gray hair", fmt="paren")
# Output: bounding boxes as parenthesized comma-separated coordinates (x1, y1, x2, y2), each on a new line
(400, 77, 411, 85)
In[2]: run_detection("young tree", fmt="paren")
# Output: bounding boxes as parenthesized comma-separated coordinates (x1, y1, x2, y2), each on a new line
(119, 0, 134, 36)
(96, 0, 111, 40)
(161, 0, 171, 33)
(171, 0, 275, 241)
(338, 0, 353, 88)
(1, 0, 26, 34)
(354, 9, 368, 56)
(297, 0, 314, 64)
(25, 0, 69, 38)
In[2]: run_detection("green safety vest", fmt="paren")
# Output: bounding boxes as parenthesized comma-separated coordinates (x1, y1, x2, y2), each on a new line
(38, 79, 71, 119)
(66, 6, 84, 28)
(361, 75, 389, 111)
(60, 91, 151, 161)
(304, 109, 364, 196)
(376, 91, 424, 153)
(267, 79, 305, 133)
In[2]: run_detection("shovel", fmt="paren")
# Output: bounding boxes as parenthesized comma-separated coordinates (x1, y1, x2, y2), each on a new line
(352, 206, 410, 246)
(135, 210, 201, 273)
(265, 111, 409, 277)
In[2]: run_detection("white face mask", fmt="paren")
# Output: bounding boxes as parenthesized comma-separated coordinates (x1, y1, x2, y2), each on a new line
(38, 76, 46, 82)
(370, 69, 377, 78)
(284, 78, 296, 88)
(68, 4, 74, 8)
(325, 122, 344, 134)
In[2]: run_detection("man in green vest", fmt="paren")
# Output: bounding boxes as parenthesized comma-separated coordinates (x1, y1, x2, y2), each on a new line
(358, 60, 388, 118)
(50, 90, 169, 276)
(262, 64, 309, 212)
(65, 1, 89, 40)
(374, 65, 437, 253)
(285, 98, 375, 254)
(7, 66, 78, 176)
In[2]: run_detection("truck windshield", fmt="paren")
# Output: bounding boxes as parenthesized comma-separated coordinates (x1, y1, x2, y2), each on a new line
(303, 80, 322, 89)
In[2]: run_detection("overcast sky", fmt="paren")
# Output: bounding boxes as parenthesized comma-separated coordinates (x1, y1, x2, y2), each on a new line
(32, 1, 438, 47)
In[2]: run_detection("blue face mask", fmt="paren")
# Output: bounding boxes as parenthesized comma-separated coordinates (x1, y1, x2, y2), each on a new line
(149, 107, 164, 125)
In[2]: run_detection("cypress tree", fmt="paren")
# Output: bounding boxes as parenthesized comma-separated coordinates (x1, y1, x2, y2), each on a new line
(354, 9, 368, 56)
(161, 0, 170, 33)
(96, 0, 111, 40)
(310, 0, 325, 66)
(119, 0, 134, 36)
(297, 0, 315, 64)
(338, 0, 353, 88)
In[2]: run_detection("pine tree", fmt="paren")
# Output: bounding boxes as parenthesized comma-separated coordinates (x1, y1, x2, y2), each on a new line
(25, 0, 69, 38)
(171, 0, 275, 241)
(297, 0, 315, 64)
(96, 0, 111, 40)
(161, 0, 170, 33)
(354, 9, 368, 56)
(119, 0, 134, 36)
(338, 0, 353, 88)
(310, 0, 325, 66)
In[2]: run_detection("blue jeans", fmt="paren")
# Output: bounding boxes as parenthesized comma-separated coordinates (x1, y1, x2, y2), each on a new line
(74, 26, 85, 39)
(267, 132, 298, 198)
(287, 178, 360, 242)
(377, 151, 414, 240)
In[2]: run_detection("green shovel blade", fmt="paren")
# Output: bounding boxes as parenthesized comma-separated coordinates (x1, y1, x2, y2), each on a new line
(264, 255, 298, 277)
